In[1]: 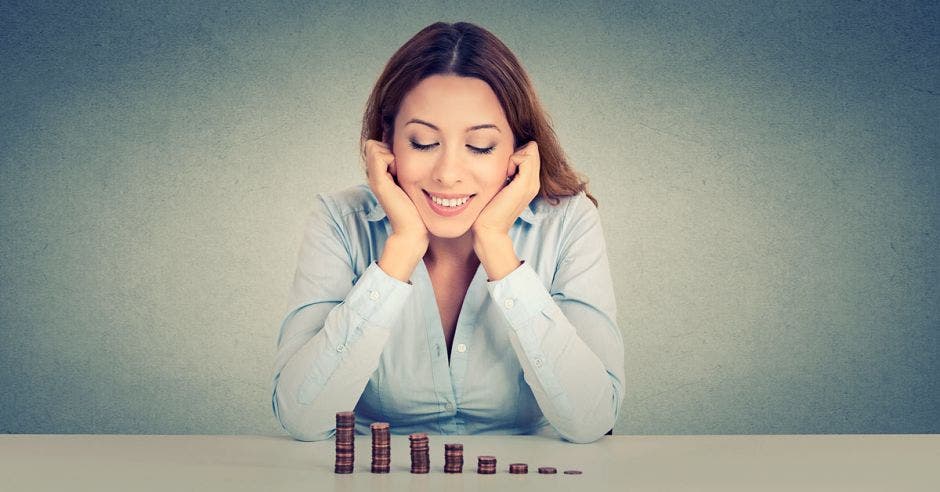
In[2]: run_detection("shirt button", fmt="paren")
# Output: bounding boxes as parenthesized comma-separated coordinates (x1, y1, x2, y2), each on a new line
(503, 298, 515, 309)
(534, 357, 543, 368)
(336, 344, 346, 353)
(369, 290, 380, 301)
(444, 402, 454, 411)
(456, 343, 467, 353)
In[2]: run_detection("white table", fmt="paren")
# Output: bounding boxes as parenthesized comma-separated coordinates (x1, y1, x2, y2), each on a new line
(1, 434, 937, 491)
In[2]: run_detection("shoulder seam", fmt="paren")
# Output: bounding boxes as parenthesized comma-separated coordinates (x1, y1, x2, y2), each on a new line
(313, 193, 355, 268)
(552, 193, 580, 261)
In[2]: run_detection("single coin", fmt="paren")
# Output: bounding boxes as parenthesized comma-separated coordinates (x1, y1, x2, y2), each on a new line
(564, 470, 583, 475)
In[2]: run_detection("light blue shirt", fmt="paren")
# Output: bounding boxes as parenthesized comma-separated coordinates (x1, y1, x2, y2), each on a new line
(272, 184, 624, 443)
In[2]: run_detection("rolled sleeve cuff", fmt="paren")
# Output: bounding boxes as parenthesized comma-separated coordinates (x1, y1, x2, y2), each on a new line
(485, 260, 553, 329)
(345, 261, 414, 329)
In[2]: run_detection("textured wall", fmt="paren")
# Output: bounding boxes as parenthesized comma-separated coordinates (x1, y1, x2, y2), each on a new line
(1, 1, 937, 435)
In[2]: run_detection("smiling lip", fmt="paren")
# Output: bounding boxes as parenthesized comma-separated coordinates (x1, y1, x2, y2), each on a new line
(424, 190, 474, 217)
(424, 190, 475, 199)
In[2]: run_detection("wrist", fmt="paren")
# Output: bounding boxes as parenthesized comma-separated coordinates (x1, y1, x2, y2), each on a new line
(378, 234, 427, 283)
(473, 233, 520, 281)
(388, 231, 429, 252)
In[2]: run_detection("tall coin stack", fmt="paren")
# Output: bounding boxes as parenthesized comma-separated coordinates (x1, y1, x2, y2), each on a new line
(334, 411, 355, 474)
(408, 432, 430, 473)
(370, 422, 391, 473)
(444, 443, 464, 473)
(477, 455, 497, 474)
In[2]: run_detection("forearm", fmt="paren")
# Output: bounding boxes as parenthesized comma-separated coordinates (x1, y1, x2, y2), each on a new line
(506, 302, 620, 443)
(487, 262, 624, 443)
(273, 261, 413, 441)
(274, 305, 391, 441)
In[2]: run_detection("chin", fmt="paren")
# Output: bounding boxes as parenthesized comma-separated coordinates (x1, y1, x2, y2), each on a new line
(427, 221, 473, 239)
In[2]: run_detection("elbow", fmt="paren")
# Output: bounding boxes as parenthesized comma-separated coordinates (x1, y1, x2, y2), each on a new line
(279, 417, 334, 442)
(560, 428, 607, 444)
(557, 415, 614, 444)
(557, 386, 620, 444)
(283, 427, 334, 443)
(272, 385, 335, 442)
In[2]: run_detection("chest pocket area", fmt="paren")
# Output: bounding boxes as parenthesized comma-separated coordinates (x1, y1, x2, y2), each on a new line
(372, 328, 438, 422)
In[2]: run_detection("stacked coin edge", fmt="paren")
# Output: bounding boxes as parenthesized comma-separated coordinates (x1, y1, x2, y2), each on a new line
(477, 455, 497, 474)
(370, 422, 391, 473)
(444, 443, 464, 473)
(409, 432, 430, 474)
(334, 411, 355, 474)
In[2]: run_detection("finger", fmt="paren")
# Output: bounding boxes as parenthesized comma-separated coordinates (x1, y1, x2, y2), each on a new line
(510, 141, 536, 175)
(515, 153, 537, 182)
(507, 159, 517, 179)
(366, 141, 396, 182)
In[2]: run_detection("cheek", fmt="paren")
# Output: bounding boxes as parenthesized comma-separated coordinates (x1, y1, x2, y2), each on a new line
(476, 158, 512, 189)
(394, 158, 426, 181)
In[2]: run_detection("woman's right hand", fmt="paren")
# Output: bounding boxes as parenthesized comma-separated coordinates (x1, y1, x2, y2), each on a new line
(364, 139, 429, 280)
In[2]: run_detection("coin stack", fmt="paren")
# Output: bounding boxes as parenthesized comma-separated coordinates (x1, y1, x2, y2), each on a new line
(537, 466, 557, 474)
(370, 422, 391, 473)
(443, 443, 464, 473)
(408, 432, 430, 473)
(334, 411, 355, 474)
(509, 463, 528, 474)
(477, 455, 497, 474)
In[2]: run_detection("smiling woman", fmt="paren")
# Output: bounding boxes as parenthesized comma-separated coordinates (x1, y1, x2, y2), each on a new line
(272, 21, 623, 444)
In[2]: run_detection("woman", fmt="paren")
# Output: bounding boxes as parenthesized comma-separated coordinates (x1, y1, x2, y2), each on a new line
(272, 21, 624, 444)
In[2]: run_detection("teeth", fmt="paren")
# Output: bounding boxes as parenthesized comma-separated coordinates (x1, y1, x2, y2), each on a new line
(431, 195, 469, 207)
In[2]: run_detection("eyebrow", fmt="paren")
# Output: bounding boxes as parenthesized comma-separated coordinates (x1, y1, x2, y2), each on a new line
(405, 118, 501, 133)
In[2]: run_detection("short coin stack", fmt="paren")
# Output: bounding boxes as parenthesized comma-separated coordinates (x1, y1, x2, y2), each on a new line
(509, 463, 528, 474)
(477, 455, 497, 474)
(370, 422, 391, 473)
(538, 466, 557, 474)
(334, 411, 355, 474)
(408, 433, 430, 473)
(443, 443, 464, 473)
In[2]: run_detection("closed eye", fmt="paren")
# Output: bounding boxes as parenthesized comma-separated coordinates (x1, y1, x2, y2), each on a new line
(409, 139, 494, 155)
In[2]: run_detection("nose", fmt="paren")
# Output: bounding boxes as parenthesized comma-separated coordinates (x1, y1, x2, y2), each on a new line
(430, 146, 465, 186)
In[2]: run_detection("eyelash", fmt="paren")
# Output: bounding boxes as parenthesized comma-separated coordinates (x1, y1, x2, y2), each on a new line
(409, 139, 495, 155)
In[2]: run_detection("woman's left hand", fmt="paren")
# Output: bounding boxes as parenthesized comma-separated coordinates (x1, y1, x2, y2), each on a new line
(471, 141, 541, 240)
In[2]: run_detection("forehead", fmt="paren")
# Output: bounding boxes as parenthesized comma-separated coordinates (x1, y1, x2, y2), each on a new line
(398, 75, 508, 128)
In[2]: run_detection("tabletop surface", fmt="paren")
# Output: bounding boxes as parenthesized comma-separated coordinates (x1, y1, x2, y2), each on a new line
(1, 434, 937, 491)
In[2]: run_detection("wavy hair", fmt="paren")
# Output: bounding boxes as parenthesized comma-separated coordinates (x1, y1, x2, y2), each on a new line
(359, 21, 597, 208)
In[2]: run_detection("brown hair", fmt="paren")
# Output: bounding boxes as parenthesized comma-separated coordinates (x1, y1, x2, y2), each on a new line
(359, 21, 597, 208)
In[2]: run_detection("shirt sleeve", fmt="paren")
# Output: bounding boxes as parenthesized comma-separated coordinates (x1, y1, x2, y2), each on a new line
(271, 195, 413, 441)
(485, 193, 625, 443)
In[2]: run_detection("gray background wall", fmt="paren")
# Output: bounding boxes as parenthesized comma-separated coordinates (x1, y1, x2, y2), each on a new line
(1, 0, 937, 435)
